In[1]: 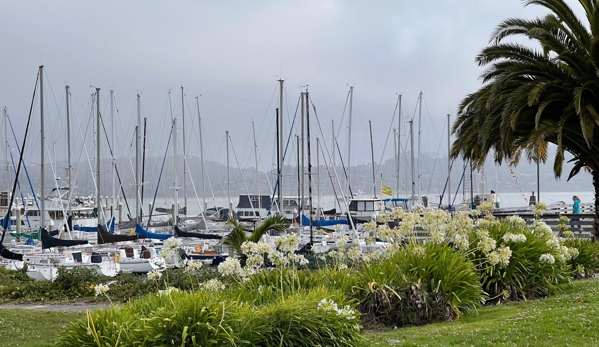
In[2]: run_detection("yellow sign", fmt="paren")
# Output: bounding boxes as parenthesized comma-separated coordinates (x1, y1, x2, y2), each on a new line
(382, 186, 392, 196)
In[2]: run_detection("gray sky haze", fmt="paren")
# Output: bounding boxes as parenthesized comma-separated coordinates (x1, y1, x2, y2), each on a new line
(3, 0, 590, 197)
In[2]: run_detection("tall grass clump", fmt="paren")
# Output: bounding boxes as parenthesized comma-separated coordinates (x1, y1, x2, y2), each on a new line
(351, 242, 483, 328)
(58, 284, 361, 346)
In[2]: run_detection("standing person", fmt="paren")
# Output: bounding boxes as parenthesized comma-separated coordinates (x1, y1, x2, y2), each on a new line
(571, 195, 581, 231)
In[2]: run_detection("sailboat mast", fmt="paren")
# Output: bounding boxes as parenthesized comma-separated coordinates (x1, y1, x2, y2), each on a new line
(110, 90, 115, 220)
(300, 91, 305, 217)
(417, 91, 422, 204)
(226, 130, 231, 216)
(278, 79, 284, 215)
(39, 65, 45, 229)
(181, 86, 187, 216)
(369, 121, 376, 198)
(96, 87, 102, 225)
(447, 113, 451, 209)
(173, 118, 179, 225)
(396, 94, 402, 198)
(196, 96, 207, 217)
(316, 137, 320, 219)
(252, 121, 260, 213)
(347, 86, 353, 198)
(410, 120, 415, 205)
(135, 94, 141, 222)
(65, 86, 72, 218)
(305, 90, 313, 244)
(3, 108, 8, 191)
(331, 119, 335, 168)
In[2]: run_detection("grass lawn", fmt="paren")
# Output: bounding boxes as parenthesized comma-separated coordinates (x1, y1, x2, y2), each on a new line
(359, 278, 599, 347)
(0, 309, 85, 347)
(1, 278, 597, 347)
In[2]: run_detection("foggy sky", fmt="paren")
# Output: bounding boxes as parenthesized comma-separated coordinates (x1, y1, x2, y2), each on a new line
(1, 0, 589, 195)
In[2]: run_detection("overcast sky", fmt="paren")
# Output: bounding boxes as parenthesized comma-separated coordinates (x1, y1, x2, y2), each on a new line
(3, 0, 590, 195)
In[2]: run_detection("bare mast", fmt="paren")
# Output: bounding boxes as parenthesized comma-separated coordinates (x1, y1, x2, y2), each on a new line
(347, 86, 353, 199)
(111, 90, 116, 221)
(39, 65, 45, 229)
(181, 86, 187, 216)
(278, 79, 284, 216)
(65, 86, 72, 218)
(195, 97, 207, 218)
(96, 88, 102, 225)
(396, 94, 402, 198)
(135, 94, 141, 223)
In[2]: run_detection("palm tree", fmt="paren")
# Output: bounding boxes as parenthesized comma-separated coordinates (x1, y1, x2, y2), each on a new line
(223, 214, 290, 264)
(451, 0, 599, 238)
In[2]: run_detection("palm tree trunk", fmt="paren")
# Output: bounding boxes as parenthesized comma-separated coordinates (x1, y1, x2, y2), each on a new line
(593, 170, 599, 240)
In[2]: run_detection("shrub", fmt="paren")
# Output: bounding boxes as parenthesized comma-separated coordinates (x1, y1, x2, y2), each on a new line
(351, 243, 483, 327)
(563, 238, 599, 278)
(467, 220, 572, 302)
(59, 285, 361, 347)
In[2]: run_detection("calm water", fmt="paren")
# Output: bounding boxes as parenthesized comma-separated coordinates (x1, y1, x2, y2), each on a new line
(145, 191, 592, 215)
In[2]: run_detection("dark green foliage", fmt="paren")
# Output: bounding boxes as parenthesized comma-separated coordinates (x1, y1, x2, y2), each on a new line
(350, 243, 484, 328)
(223, 214, 289, 264)
(466, 221, 572, 302)
(564, 238, 599, 278)
(58, 286, 362, 347)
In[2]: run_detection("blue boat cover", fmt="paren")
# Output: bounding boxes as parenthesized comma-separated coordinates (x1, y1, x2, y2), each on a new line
(135, 223, 174, 240)
(302, 214, 348, 227)
(74, 217, 116, 233)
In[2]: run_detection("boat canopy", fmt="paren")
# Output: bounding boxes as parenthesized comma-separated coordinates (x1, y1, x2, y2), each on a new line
(135, 224, 174, 240)
(302, 214, 348, 227)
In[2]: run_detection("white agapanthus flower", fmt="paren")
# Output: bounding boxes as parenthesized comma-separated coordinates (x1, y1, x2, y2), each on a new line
(364, 220, 377, 233)
(335, 235, 350, 249)
(539, 253, 555, 264)
(217, 257, 242, 276)
(158, 287, 179, 296)
(505, 215, 528, 229)
(147, 270, 163, 281)
(164, 237, 182, 250)
(201, 278, 225, 291)
(477, 237, 496, 254)
(377, 213, 390, 223)
(94, 283, 109, 296)
(502, 233, 527, 243)
(453, 233, 470, 251)
(184, 259, 203, 272)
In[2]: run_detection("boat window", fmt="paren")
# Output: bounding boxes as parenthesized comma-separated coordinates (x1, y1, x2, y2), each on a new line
(28, 210, 39, 216)
(366, 201, 374, 211)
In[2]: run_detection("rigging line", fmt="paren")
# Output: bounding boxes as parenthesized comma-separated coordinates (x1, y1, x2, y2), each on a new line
(335, 136, 352, 198)
(98, 99, 132, 218)
(8, 150, 31, 228)
(309, 97, 351, 212)
(335, 88, 352, 139)
(1, 70, 38, 243)
(318, 134, 342, 212)
(424, 119, 448, 197)
(268, 92, 302, 212)
(192, 100, 218, 209)
(146, 122, 173, 228)
(7, 115, 35, 228)
(229, 135, 256, 212)
(374, 96, 401, 188)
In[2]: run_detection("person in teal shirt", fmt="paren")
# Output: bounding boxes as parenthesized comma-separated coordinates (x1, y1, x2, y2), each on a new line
(572, 195, 581, 231)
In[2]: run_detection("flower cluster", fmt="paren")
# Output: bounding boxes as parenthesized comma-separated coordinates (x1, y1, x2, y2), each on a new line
(539, 253, 555, 264)
(201, 278, 225, 291)
(159, 237, 183, 259)
(158, 287, 179, 296)
(317, 298, 357, 320)
(93, 283, 109, 296)
(377, 212, 390, 223)
(502, 232, 527, 243)
(183, 259, 203, 272)
(218, 257, 242, 276)
(147, 270, 162, 281)
(533, 202, 547, 218)
(477, 236, 496, 254)
(504, 215, 527, 229)
(488, 246, 512, 268)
